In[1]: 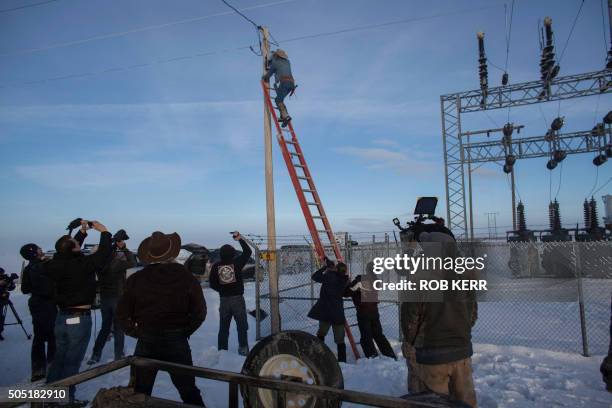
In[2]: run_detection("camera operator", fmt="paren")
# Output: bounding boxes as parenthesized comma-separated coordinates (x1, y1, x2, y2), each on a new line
(44, 219, 112, 405)
(88, 229, 136, 364)
(0, 267, 20, 341)
(20, 244, 57, 382)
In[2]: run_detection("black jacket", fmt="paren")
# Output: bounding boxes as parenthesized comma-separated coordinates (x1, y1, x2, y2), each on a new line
(21, 259, 54, 300)
(97, 248, 137, 298)
(401, 232, 478, 365)
(116, 262, 206, 337)
(44, 231, 113, 309)
(209, 239, 252, 297)
(344, 275, 379, 317)
(307, 266, 348, 325)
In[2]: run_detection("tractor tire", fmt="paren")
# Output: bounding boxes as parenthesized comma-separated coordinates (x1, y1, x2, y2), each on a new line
(241, 330, 343, 408)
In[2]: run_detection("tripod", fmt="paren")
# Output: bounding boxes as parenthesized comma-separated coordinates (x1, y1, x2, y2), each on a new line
(1, 297, 32, 340)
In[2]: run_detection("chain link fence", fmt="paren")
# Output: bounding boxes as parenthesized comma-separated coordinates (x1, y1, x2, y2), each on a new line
(251, 234, 612, 356)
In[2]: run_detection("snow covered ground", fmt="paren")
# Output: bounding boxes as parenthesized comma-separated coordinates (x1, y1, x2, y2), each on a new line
(0, 283, 610, 407)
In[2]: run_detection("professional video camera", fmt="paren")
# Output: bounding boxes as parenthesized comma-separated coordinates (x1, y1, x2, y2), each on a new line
(0, 268, 19, 301)
(392, 197, 455, 242)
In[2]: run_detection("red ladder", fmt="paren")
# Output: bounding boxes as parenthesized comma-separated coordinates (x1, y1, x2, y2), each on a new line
(262, 80, 361, 360)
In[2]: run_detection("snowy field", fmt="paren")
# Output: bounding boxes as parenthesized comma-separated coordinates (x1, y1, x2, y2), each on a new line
(0, 282, 610, 408)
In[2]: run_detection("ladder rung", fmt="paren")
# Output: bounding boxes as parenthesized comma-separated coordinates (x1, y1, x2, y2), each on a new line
(293, 164, 305, 168)
(302, 189, 314, 193)
(312, 215, 325, 219)
(307, 202, 320, 206)
(290, 152, 301, 157)
(317, 230, 331, 234)
(285, 140, 297, 144)
(297, 176, 310, 180)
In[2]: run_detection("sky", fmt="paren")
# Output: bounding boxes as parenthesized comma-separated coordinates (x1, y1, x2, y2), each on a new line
(0, 0, 611, 271)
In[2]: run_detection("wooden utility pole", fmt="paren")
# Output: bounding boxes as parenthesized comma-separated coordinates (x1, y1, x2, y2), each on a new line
(260, 26, 280, 334)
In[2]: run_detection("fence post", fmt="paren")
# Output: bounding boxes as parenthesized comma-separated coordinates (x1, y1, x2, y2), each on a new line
(574, 242, 590, 356)
(255, 245, 261, 341)
(309, 247, 315, 308)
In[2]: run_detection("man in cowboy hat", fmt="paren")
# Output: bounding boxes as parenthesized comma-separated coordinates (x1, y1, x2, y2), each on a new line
(262, 48, 295, 127)
(117, 231, 206, 406)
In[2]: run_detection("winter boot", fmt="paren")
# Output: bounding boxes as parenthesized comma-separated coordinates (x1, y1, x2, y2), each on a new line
(277, 101, 291, 127)
(238, 346, 249, 356)
(87, 355, 100, 365)
(337, 343, 346, 363)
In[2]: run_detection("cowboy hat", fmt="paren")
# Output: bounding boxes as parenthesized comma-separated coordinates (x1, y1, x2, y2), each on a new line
(273, 49, 288, 59)
(138, 231, 181, 265)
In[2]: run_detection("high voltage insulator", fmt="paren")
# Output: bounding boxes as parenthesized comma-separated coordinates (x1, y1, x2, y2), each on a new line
(583, 199, 591, 230)
(502, 72, 509, 86)
(517, 201, 527, 231)
(548, 199, 562, 231)
(590, 197, 600, 230)
(539, 17, 559, 98)
(477, 32, 488, 106)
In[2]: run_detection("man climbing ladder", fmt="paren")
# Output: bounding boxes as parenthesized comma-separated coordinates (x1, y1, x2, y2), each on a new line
(262, 49, 295, 127)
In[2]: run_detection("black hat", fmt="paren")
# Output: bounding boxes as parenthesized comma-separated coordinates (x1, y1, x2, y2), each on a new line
(220, 244, 236, 262)
(20, 243, 39, 261)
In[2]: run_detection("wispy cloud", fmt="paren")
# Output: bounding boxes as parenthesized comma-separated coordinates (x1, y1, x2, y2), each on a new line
(333, 145, 437, 174)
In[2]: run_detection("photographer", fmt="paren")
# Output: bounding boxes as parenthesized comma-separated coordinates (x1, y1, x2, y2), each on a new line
(88, 229, 136, 364)
(307, 258, 349, 363)
(44, 219, 112, 404)
(0, 267, 20, 341)
(20, 244, 57, 382)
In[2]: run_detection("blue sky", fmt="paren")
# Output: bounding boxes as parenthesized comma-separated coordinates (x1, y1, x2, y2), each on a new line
(0, 0, 611, 271)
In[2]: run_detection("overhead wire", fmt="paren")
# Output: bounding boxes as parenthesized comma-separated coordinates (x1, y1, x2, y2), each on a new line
(0, 0, 295, 57)
(504, 0, 515, 123)
(556, 0, 586, 117)
(0, 3, 504, 88)
(0, 0, 59, 14)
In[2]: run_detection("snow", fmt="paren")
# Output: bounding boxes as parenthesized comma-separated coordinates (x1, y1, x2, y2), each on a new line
(1, 283, 610, 407)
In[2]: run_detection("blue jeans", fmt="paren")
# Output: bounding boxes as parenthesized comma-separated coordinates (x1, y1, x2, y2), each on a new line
(274, 81, 294, 104)
(46, 310, 92, 401)
(218, 295, 248, 350)
(92, 296, 124, 360)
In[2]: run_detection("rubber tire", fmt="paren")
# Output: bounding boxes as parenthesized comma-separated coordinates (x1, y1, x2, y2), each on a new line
(241, 330, 344, 408)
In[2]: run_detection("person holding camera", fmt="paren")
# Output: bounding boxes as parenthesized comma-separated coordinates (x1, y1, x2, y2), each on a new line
(44, 219, 112, 404)
(117, 231, 206, 406)
(20, 244, 57, 381)
(209, 231, 253, 356)
(0, 267, 20, 341)
(88, 229, 136, 365)
(308, 258, 349, 363)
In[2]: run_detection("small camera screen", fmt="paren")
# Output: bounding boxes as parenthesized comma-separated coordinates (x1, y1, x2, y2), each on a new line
(414, 197, 438, 215)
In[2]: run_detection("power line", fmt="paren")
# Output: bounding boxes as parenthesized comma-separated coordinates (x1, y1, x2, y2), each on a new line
(221, 0, 261, 28)
(0, 0, 59, 14)
(601, 0, 609, 54)
(0, 4, 504, 89)
(558, 0, 585, 64)
(1, 0, 294, 57)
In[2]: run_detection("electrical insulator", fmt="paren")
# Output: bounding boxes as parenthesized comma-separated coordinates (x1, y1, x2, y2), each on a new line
(517, 201, 527, 232)
(583, 199, 591, 229)
(503, 163, 513, 174)
(550, 117, 564, 131)
(548, 201, 555, 230)
(553, 150, 566, 162)
(593, 153, 608, 166)
(592, 123, 604, 136)
(503, 123, 514, 138)
(502, 72, 509, 86)
(590, 197, 600, 230)
(606, 145, 612, 158)
(553, 199, 561, 231)
(546, 159, 558, 170)
(603, 111, 612, 125)
(505, 154, 516, 166)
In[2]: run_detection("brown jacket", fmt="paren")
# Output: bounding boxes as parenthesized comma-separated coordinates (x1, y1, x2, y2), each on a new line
(117, 262, 206, 338)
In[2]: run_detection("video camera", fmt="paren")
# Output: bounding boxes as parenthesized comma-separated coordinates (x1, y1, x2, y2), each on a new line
(0, 268, 19, 302)
(66, 218, 93, 235)
(392, 197, 454, 242)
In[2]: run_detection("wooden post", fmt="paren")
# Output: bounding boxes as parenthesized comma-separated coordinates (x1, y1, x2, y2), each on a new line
(260, 26, 281, 334)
